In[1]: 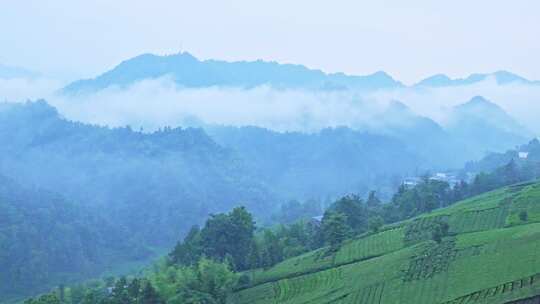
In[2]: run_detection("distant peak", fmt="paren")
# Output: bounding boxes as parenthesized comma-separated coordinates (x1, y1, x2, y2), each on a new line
(415, 74, 453, 87)
(387, 100, 410, 111)
(456, 96, 502, 111)
(384, 100, 414, 117)
(424, 74, 451, 81)
(493, 70, 515, 76)
(125, 52, 199, 64)
(468, 95, 490, 104)
(372, 71, 391, 77)
(170, 51, 198, 60)
(492, 70, 528, 83)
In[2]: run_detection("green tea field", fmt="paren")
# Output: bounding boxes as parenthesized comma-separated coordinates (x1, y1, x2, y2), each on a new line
(229, 181, 540, 304)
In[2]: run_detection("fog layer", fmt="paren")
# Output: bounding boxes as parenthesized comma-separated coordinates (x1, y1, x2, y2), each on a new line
(1, 75, 539, 135)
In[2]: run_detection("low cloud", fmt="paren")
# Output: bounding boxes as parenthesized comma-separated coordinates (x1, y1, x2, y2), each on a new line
(51, 78, 388, 132)
(369, 78, 540, 134)
(2, 75, 540, 135)
(0, 77, 62, 102)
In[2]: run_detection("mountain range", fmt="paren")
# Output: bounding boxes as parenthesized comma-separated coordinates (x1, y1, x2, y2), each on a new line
(62, 52, 403, 94)
(60, 52, 540, 94)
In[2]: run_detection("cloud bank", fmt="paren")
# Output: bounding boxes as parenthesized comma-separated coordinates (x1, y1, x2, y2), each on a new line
(2, 76, 540, 135)
(0, 77, 62, 102)
(369, 78, 540, 133)
(52, 78, 389, 132)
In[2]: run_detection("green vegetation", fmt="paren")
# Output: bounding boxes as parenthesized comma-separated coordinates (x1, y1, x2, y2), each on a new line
(0, 175, 154, 303)
(22, 181, 540, 303)
(231, 181, 540, 304)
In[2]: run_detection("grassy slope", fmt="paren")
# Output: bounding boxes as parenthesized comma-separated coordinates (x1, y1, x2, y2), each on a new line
(230, 181, 540, 304)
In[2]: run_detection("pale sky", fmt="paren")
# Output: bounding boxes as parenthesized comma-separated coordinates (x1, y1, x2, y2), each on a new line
(1, 0, 539, 84)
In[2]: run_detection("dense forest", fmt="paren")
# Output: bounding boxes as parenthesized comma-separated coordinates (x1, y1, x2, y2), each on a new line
(21, 152, 540, 304)
(207, 125, 422, 199)
(0, 100, 276, 246)
(0, 175, 148, 301)
(0, 100, 536, 302)
(206, 96, 529, 199)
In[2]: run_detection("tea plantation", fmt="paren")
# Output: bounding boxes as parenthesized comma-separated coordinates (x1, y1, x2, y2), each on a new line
(229, 181, 540, 304)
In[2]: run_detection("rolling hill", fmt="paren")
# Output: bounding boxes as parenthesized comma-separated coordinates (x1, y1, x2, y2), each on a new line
(230, 180, 540, 304)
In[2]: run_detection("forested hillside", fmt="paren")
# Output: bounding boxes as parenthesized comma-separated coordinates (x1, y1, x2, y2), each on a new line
(231, 181, 540, 304)
(0, 101, 275, 301)
(0, 175, 147, 302)
(0, 100, 274, 247)
(1, 100, 536, 302)
(207, 126, 422, 199)
(465, 138, 540, 175)
(23, 178, 540, 304)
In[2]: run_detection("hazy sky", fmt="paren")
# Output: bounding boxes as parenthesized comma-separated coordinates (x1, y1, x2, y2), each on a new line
(1, 1, 539, 84)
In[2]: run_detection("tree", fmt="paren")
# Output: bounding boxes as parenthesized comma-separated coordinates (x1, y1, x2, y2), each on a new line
(322, 212, 350, 250)
(81, 290, 99, 304)
(366, 191, 382, 208)
(127, 278, 141, 301)
(247, 240, 261, 269)
(170, 225, 202, 266)
(519, 210, 528, 222)
(327, 195, 368, 233)
(69, 285, 86, 304)
(139, 281, 164, 304)
(194, 258, 237, 304)
(502, 159, 520, 185)
(200, 207, 255, 271)
(227, 207, 256, 271)
(111, 277, 130, 304)
(368, 216, 384, 233)
(260, 230, 284, 268)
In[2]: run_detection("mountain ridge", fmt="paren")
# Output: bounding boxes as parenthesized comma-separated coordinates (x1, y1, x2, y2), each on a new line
(62, 52, 403, 94)
(61, 53, 540, 94)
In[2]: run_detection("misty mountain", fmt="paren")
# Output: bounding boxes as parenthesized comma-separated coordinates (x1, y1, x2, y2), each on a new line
(0, 101, 275, 247)
(446, 96, 530, 158)
(366, 100, 465, 167)
(61, 52, 540, 95)
(62, 52, 403, 94)
(415, 71, 540, 87)
(206, 125, 424, 200)
(205, 97, 526, 201)
(0, 100, 530, 301)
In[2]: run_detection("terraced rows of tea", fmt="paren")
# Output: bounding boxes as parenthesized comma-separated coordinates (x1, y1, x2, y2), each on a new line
(230, 181, 540, 304)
